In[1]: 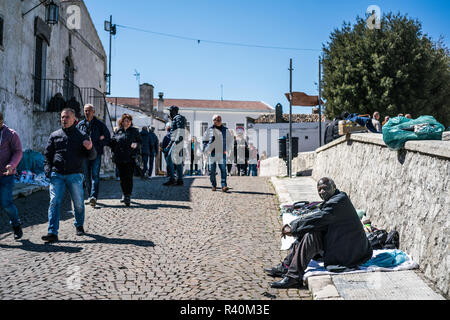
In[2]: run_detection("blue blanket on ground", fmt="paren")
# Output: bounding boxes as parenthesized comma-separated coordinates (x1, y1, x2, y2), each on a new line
(303, 249, 418, 280)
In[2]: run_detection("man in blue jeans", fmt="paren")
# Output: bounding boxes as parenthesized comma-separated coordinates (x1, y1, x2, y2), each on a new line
(42, 108, 97, 243)
(77, 104, 110, 207)
(0, 112, 23, 240)
(203, 115, 233, 192)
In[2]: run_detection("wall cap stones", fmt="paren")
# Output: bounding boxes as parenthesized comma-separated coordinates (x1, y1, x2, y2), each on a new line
(316, 133, 450, 159)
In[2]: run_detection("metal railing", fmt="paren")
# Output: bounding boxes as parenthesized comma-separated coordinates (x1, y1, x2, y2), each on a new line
(80, 87, 114, 132)
(32, 77, 84, 118)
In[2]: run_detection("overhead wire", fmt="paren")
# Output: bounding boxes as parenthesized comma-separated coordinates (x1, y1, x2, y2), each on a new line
(115, 24, 321, 52)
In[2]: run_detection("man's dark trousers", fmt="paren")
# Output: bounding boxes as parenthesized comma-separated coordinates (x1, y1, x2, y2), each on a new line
(283, 231, 324, 280)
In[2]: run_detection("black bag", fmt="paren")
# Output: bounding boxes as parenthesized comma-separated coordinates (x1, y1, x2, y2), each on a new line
(384, 230, 400, 249)
(367, 230, 388, 250)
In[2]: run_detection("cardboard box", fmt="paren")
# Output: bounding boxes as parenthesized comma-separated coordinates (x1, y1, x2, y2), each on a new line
(338, 120, 367, 135)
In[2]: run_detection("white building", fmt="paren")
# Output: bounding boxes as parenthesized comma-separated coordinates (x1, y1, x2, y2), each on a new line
(249, 114, 329, 158)
(106, 83, 275, 174)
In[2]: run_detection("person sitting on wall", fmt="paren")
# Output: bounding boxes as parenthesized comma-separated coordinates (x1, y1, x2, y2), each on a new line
(265, 177, 373, 289)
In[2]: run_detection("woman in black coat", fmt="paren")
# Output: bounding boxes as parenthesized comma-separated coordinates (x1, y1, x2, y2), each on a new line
(109, 114, 142, 206)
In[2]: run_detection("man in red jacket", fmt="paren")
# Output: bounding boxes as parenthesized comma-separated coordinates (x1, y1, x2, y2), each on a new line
(0, 112, 23, 240)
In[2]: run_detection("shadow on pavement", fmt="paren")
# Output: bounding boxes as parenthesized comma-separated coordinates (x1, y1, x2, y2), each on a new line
(0, 239, 83, 253)
(59, 233, 155, 248)
(229, 190, 275, 196)
(0, 190, 77, 236)
(100, 177, 196, 202)
(95, 202, 191, 210)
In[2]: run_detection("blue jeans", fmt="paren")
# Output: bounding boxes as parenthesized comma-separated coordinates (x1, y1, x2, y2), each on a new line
(0, 175, 21, 228)
(166, 146, 183, 181)
(83, 155, 102, 199)
(209, 158, 227, 188)
(48, 172, 85, 236)
(247, 164, 257, 176)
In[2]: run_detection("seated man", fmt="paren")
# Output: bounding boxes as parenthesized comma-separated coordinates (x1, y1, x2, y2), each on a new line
(265, 177, 373, 289)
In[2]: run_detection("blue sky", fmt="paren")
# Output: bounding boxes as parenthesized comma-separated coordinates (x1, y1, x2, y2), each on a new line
(84, 0, 449, 114)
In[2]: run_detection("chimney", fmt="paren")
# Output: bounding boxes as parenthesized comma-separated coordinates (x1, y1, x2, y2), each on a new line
(139, 83, 154, 113)
(157, 92, 164, 112)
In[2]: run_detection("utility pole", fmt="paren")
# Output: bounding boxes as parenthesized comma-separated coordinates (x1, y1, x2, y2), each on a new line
(221, 84, 224, 101)
(318, 56, 323, 147)
(288, 59, 293, 178)
(104, 15, 116, 95)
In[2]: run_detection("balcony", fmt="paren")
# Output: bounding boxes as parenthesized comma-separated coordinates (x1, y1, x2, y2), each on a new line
(32, 78, 84, 118)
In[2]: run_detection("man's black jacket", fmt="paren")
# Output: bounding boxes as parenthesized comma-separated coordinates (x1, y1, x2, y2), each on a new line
(44, 124, 97, 176)
(77, 117, 111, 156)
(290, 190, 373, 267)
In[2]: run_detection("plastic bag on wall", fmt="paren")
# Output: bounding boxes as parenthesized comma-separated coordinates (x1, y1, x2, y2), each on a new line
(382, 116, 445, 150)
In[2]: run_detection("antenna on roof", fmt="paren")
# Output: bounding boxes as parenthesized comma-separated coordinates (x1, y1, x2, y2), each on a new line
(133, 69, 141, 86)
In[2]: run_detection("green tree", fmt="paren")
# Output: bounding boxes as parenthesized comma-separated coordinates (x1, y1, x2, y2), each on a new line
(322, 13, 450, 127)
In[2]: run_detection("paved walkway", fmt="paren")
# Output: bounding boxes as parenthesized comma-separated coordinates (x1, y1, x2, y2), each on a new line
(270, 176, 446, 300)
(0, 176, 311, 300)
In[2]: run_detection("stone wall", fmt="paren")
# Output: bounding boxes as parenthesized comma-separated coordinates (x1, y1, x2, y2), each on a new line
(312, 133, 449, 297)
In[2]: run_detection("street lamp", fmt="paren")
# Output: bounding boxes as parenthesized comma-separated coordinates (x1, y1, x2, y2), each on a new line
(23, 0, 59, 25)
(45, 1, 59, 25)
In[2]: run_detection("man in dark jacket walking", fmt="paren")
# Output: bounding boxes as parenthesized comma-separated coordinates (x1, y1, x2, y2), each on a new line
(147, 127, 159, 177)
(42, 108, 97, 243)
(266, 177, 373, 288)
(77, 104, 110, 207)
(163, 106, 186, 186)
(140, 126, 159, 178)
(140, 126, 151, 178)
(203, 115, 234, 192)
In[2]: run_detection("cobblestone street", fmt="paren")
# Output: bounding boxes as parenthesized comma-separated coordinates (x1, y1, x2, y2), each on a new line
(0, 176, 311, 300)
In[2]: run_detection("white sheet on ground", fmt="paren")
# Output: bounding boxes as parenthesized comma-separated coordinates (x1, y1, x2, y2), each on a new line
(280, 212, 299, 250)
(303, 249, 419, 280)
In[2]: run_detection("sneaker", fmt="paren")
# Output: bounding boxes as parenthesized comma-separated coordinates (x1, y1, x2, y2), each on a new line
(85, 198, 91, 205)
(42, 233, 58, 243)
(222, 186, 229, 193)
(163, 180, 176, 186)
(176, 180, 184, 186)
(120, 195, 125, 203)
(13, 225, 23, 240)
(76, 226, 85, 236)
(89, 197, 97, 207)
(124, 195, 131, 207)
(212, 186, 217, 191)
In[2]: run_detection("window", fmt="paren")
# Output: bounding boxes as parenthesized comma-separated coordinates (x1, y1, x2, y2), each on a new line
(305, 136, 309, 140)
(201, 122, 208, 136)
(63, 57, 75, 100)
(34, 36, 47, 104)
(0, 16, 4, 48)
(186, 122, 191, 135)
